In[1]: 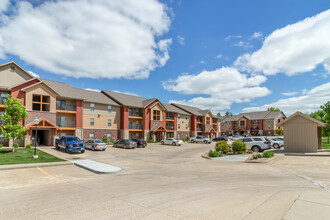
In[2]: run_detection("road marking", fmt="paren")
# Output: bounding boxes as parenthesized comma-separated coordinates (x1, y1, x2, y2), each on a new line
(37, 167, 62, 182)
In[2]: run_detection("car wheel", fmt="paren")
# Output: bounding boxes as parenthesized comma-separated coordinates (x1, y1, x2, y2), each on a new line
(172, 142, 176, 146)
(92, 146, 95, 151)
(81, 150, 85, 153)
(273, 143, 280, 149)
(56, 144, 59, 150)
(204, 140, 207, 144)
(65, 147, 70, 153)
(102, 149, 106, 151)
(252, 146, 261, 152)
(191, 140, 194, 143)
(161, 141, 164, 145)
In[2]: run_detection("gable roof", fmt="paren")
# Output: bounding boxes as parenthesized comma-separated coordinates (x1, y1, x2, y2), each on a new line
(277, 111, 328, 127)
(0, 61, 36, 80)
(21, 81, 60, 95)
(170, 103, 214, 116)
(162, 103, 191, 115)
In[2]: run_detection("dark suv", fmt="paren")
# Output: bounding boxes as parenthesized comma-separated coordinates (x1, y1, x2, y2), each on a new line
(131, 139, 147, 148)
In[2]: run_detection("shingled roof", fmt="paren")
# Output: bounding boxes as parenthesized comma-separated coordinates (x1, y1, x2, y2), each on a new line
(162, 103, 191, 115)
(221, 111, 285, 122)
(40, 79, 119, 106)
(170, 103, 213, 116)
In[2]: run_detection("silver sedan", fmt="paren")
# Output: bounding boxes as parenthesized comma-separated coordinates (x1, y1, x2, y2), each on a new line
(85, 140, 107, 151)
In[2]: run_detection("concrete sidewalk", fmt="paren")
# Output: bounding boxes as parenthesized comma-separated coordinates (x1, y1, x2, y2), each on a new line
(0, 161, 72, 170)
(73, 159, 121, 174)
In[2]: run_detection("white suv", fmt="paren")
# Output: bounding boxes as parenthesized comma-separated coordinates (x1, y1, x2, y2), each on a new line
(237, 137, 271, 152)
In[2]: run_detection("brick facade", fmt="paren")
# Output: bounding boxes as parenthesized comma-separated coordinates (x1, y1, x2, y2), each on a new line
(83, 129, 119, 141)
(177, 131, 190, 139)
(25, 111, 56, 125)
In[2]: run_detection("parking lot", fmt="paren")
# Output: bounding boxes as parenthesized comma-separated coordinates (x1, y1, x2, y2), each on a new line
(1, 143, 330, 219)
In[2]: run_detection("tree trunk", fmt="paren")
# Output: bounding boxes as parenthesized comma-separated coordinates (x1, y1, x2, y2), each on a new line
(12, 139, 14, 153)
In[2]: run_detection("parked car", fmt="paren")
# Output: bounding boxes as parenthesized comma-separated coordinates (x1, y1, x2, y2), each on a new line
(212, 137, 228, 142)
(270, 138, 284, 149)
(85, 139, 107, 151)
(161, 138, 183, 146)
(190, 136, 212, 144)
(236, 137, 271, 152)
(55, 136, 85, 153)
(131, 139, 147, 148)
(113, 139, 137, 149)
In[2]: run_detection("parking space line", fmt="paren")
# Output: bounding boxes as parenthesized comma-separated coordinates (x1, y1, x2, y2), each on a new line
(37, 167, 62, 182)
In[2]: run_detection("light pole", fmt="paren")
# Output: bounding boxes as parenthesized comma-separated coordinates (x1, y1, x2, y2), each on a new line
(33, 118, 40, 159)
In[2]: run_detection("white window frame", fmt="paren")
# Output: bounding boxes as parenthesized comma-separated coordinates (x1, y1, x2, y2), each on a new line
(90, 103, 95, 111)
(89, 133, 94, 140)
(108, 119, 112, 127)
(90, 118, 94, 126)
(108, 105, 112, 113)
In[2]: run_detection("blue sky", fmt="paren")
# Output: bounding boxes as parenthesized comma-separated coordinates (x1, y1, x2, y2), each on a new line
(0, 0, 329, 115)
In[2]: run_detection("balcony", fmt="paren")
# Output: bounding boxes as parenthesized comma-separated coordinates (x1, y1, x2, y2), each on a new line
(197, 127, 203, 131)
(233, 126, 246, 130)
(56, 121, 76, 128)
(166, 114, 174, 120)
(166, 125, 174, 130)
(197, 117, 203, 123)
(128, 111, 143, 117)
(251, 126, 259, 130)
(56, 103, 76, 112)
(129, 124, 143, 130)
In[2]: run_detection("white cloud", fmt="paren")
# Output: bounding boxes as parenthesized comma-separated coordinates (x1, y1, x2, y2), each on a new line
(85, 88, 101, 92)
(177, 35, 184, 45)
(251, 32, 263, 39)
(281, 91, 298, 96)
(0, 0, 9, 13)
(225, 35, 242, 41)
(233, 41, 253, 50)
(112, 90, 138, 96)
(215, 54, 223, 59)
(242, 82, 330, 115)
(235, 9, 330, 76)
(163, 67, 271, 112)
(28, 70, 39, 78)
(200, 60, 206, 64)
(0, 0, 171, 79)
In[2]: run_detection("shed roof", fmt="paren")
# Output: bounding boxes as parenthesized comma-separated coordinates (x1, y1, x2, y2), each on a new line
(277, 111, 328, 127)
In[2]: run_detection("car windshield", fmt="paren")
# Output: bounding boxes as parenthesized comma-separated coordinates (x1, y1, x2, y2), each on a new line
(95, 140, 103, 143)
(66, 137, 80, 142)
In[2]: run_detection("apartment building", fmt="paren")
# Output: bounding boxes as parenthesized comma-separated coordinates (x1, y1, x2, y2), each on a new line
(171, 103, 221, 139)
(220, 111, 286, 136)
(101, 91, 191, 141)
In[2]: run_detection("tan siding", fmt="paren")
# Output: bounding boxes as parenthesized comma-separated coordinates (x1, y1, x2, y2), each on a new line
(83, 103, 120, 129)
(177, 114, 191, 131)
(25, 84, 57, 112)
(0, 65, 33, 88)
(263, 119, 275, 130)
(283, 115, 318, 153)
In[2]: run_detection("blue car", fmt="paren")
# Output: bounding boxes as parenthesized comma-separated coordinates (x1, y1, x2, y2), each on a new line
(55, 136, 85, 153)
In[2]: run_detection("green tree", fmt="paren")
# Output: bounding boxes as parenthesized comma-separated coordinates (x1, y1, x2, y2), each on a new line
(225, 111, 233, 117)
(267, 107, 281, 112)
(102, 134, 109, 144)
(217, 112, 221, 117)
(0, 95, 28, 152)
(310, 101, 330, 144)
(275, 128, 283, 136)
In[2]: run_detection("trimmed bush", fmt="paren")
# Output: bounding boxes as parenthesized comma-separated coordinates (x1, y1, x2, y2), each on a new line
(25, 144, 31, 148)
(0, 144, 2, 148)
(232, 141, 247, 154)
(215, 141, 230, 154)
(262, 151, 274, 158)
(208, 150, 223, 157)
(13, 143, 19, 148)
(253, 154, 263, 159)
(154, 140, 158, 143)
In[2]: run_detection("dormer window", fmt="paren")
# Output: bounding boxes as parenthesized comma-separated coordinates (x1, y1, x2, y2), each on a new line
(32, 95, 50, 111)
(153, 110, 160, 120)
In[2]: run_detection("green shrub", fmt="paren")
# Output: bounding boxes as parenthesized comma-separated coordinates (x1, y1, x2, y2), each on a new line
(262, 151, 274, 158)
(154, 140, 158, 143)
(13, 143, 19, 148)
(246, 149, 253, 154)
(25, 144, 31, 148)
(208, 150, 222, 157)
(102, 134, 108, 144)
(109, 141, 114, 145)
(215, 141, 230, 154)
(0, 144, 2, 148)
(275, 129, 283, 136)
(148, 140, 153, 143)
(232, 141, 247, 154)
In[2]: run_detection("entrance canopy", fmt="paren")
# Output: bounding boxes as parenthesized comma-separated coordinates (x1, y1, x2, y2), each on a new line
(151, 125, 167, 132)
(25, 119, 60, 135)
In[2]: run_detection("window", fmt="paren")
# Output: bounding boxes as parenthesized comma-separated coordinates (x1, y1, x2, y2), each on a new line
(268, 125, 270, 129)
(107, 133, 112, 140)
(243, 138, 252, 142)
(56, 100, 66, 110)
(178, 114, 181, 119)
(253, 138, 262, 141)
(108, 105, 112, 113)
(178, 124, 180, 129)
(178, 134, 181, 139)
(268, 120, 270, 123)
(89, 133, 94, 140)
(0, 92, 8, 104)
(240, 121, 245, 126)
(32, 95, 50, 111)
(56, 116, 67, 127)
(186, 116, 187, 120)
(185, 124, 188, 129)
(90, 118, 94, 126)
(90, 103, 95, 111)
(136, 133, 140, 138)
(153, 110, 160, 120)
(108, 119, 112, 127)
(206, 117, 210, 124)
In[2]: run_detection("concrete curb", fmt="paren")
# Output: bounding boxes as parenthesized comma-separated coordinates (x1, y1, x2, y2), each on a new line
(73, 159, 121, 174)
(245, 154, 284, 163)
(201, 153, 212, 160)
(0, 161, 73, 171)
(285, 153, 330, 157)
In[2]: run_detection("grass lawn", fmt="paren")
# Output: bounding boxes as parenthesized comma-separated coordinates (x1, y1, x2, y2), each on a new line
(0, 148, 65, 165)
(322, 137, 330, 149)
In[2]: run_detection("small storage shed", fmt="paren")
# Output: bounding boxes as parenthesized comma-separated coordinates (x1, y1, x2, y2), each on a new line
(277, 111, 328, 153)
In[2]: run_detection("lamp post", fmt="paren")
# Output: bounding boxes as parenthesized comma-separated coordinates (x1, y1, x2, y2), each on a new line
(33, 118, 40, 159)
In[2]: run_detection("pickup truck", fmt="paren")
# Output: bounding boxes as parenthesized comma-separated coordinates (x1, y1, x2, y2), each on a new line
(55, 136, 85, 153)
(190, 136, 212, 144)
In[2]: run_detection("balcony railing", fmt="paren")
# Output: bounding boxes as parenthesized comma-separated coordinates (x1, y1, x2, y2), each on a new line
(166, 115, 174, 120)
(56, 121, 76, 128)
(233, 126, 246, 130)
(129, 124, 143, 129)
(56, 104, 76, 111)
(251, 126, 259, 130)
(166, 125, 174, 130)
(197, 118, 203, 122)
(128, 112, 143, 117)
(197, 127, 203, 131)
